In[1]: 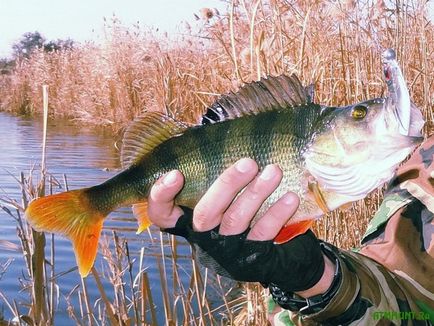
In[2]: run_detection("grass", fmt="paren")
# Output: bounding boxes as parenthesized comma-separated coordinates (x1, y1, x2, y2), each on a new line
(0, 0, 433, 324)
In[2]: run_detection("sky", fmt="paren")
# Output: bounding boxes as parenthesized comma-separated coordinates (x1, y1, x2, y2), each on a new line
(1, 1, 433, 58)
(0, 0, 226, 58)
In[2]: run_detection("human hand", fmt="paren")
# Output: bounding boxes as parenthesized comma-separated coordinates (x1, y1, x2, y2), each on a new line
(148, 158, 299, 239)
(148, 159, 331, 294)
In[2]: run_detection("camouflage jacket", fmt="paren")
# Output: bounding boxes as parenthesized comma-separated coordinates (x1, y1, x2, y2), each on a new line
(268, 135, 434, 325)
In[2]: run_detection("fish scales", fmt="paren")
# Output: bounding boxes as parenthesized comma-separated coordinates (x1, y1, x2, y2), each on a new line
(88, 107, 320, 219)
(25, 64, 425, 277)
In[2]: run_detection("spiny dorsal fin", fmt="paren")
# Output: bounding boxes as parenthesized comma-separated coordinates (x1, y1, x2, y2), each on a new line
(201, 74, 313, 125)
(121, 112, 190, 168)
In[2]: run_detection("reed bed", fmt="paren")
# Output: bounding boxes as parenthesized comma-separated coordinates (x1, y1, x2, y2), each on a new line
(1, 177, 244, 325)
(0, 0, 433, 325)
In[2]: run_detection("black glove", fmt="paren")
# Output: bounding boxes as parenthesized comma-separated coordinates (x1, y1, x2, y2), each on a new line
(163, 207, 325, 293)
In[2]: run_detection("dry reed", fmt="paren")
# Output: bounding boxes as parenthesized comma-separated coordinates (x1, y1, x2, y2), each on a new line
(0, 0, 433, 325)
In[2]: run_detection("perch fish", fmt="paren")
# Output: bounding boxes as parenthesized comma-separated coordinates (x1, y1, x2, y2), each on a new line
(25, 49, 424, 277)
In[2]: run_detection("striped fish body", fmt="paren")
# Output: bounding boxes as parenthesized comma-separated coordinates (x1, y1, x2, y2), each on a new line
(89, 106, 323, 224)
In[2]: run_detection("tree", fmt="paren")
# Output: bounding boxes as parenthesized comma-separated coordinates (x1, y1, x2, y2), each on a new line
(11, 32, 75, 59)
(12, 31, 45, 58)
(43, 38, 74, 52)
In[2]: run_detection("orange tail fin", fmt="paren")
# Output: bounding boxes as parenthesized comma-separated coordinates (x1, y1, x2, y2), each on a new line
(274, 219, 314, 244)
(25, 190, 105, 277)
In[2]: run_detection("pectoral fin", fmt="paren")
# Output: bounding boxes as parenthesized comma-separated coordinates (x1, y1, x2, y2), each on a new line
(308, 179, 330, 214)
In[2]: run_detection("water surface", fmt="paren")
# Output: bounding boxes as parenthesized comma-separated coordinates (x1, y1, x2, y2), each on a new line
(0, 112, 204, 324)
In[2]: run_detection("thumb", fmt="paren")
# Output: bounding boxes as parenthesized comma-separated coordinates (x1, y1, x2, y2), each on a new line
(148, 170, 185, 229)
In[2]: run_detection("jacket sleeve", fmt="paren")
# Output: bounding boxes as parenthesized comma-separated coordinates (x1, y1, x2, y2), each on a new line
(268, 135, 434, 326)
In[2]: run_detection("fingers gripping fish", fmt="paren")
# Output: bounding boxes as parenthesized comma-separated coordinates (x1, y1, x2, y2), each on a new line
(25, 50, 424, 277)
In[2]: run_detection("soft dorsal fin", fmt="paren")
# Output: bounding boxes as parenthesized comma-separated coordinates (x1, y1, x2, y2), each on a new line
(201, 74, 313, 125)
(121, 112, 190, 168)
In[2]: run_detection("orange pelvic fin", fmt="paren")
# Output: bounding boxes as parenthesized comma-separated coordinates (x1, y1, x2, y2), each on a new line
(25, 189, 105, 277)
(133, 201, 152, 234)
(274, 219, 314, 244)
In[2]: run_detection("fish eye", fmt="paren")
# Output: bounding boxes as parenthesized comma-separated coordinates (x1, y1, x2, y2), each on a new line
(351, 105, 367, 120)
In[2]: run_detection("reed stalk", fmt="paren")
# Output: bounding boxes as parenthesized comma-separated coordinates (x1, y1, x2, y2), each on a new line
(29, 85, 50, 324)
